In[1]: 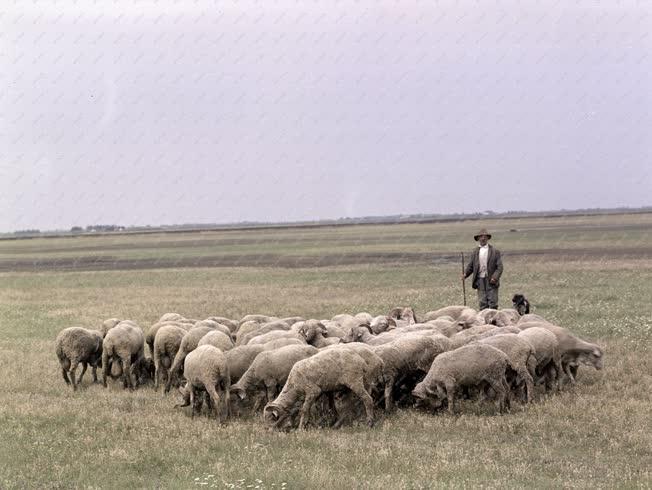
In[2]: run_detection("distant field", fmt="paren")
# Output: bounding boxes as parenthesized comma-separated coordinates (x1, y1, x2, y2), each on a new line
(0, 214, 651, 488)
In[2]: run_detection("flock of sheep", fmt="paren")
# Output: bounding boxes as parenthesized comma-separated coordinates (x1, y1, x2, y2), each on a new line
(54, 301, 604, 430)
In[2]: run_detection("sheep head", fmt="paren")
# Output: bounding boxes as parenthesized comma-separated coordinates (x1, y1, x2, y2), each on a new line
(263, 402, 293, 430)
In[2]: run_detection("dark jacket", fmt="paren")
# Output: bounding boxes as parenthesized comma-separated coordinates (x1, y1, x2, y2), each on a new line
(464, 244, 503, 289)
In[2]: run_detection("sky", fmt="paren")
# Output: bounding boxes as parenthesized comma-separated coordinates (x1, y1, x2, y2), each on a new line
(1, 0, 651, 231)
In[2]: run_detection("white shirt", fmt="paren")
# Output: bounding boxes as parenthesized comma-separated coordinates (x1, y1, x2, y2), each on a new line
(478, 244, 489, 278)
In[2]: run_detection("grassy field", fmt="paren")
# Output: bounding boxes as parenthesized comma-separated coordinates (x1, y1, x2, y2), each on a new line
(0, 214, 651, 488)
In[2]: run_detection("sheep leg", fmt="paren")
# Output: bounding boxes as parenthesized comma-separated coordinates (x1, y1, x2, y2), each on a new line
(69, 361, 79, 391)
(518, 368, 535, 404)
(78, 362, 88, 385)
(205, 385, 222, 424)
(61, 367, 71, 385)
(347, 382, 375, 427)
(488, 378, 507, 413)
(384, 374, 395, 412)
(444, 381, 457, 414)
(265, 384, 277, 405)
(122, 358, 133, 390)
(563, 362, 577, 385)
(298, 388, 320, 430)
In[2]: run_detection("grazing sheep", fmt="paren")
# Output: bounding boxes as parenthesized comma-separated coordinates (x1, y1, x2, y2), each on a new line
(194, 319, 232, 338)
(175, 345, 230, 422)
(99, 318, 121, 338)
(55, 327, 103, 390)
(369, 316, 395, 335)
(388, 306, 418, 325)
(206, 316, 239, 333)
(102, 322, 147, 390)
(224, 345, 265, 383)
(520, 322, 603, 384)
(167, 326, 215, 392)
(424, 319, 464, 338)
(321, 321, 346, 339)
(477, 309, 499, 325)
(341, 323, 394, 346)
(264, 348, 375, 430)
(262, 338, 306, 351)
(512, 294, 531, 315)
(145, 320, 192, 359)
(518, 314, 548, 324)
(492, 309, 520, 327)
(153, 324, 187, 392)
(518, 327, 562, 391)
(197, 330, 235, 352)
(231, 344, 319, 410)
(246, 330, 303, 346)
(354, 312, 374, 324)
(240, 314, 277, 325)
(298, 320, 341, 348)
(449, 324, 497, 349)
(477, 334, 536, 403)
(159, 313, 186, 323)
(237, 320, 291, 346)
(422, 306, 470, 322)
(412, 343, 513, 414)
(372, 334, 451, 411)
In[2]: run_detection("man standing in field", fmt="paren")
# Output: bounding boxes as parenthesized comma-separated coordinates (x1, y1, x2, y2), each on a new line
(462, 228, 503, 309)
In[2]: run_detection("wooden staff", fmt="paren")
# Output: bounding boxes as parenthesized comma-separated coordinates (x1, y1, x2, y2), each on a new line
(461, 252, 467, 306)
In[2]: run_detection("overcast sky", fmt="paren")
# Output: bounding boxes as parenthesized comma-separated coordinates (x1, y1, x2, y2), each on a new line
(1, 1, 651, 231)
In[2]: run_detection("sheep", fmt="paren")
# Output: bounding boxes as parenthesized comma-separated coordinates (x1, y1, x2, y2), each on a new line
(145, 320, 193, 359)
(518, 314, 549, 324)
(412, 343, 514, 414)
(102, 322, 147, 390)
(518, 327, 562, 392)
(246, 330, 303, 346)
(264, 348, 375, 430)
(197, 330, 235, 352)
(262, 338, 306, 351)
(194, 319, 232, 338)
(478, 308, 499, 325)
(321, 321, 346, 339)
(224, 345, 265, 384)
(99, 318, 122, 338)
(175, 345, 230, 422)
(205, 316, 239, 333)
(491, 309, 520, 327)
(55, 327, 104, 390)
(372, 334, 451, 411)
(388, 306, 418, 325)
(341, 323, 393, 346)
(297, 320, 341, 348)
(159, 312, 186, 323)
(424, 319, 464, 338)
(354, 312, 374, 324)
(477, 334, 536, 403)
(369, 316, 395, 335)
(520, 322, 603, 384)
(237, 320, 291, 346)
(449, 324, 497, 349)
(231, 344, 319, 410)
(330, 313, 355, 326)
(167, 326, 215, 392)
(422, 306, 471, 322)
(152, 324, 187, 392)
(240, 314, 277, 325)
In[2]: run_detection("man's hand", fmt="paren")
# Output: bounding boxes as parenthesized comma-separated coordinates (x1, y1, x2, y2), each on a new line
(489, 277, 497, 285)
(461, 274, 466, 281)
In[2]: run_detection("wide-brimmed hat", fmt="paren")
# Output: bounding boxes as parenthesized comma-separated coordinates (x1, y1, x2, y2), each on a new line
(474, 228, 492, 241)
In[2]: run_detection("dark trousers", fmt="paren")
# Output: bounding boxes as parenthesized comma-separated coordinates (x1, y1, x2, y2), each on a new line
(476, 277, 499, 310)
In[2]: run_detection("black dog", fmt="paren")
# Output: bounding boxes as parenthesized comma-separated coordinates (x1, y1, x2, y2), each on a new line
(512, 294, 530, 315)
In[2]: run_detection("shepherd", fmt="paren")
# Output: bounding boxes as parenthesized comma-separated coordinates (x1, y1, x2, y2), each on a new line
(461, 228, 503, 310)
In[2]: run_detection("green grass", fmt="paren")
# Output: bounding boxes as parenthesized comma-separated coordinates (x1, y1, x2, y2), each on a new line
(0, 214, 651, 488)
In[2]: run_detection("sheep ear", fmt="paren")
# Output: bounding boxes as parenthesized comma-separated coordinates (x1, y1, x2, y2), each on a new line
(593, 348, 602, 357)
(387, 317, 397, 328)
